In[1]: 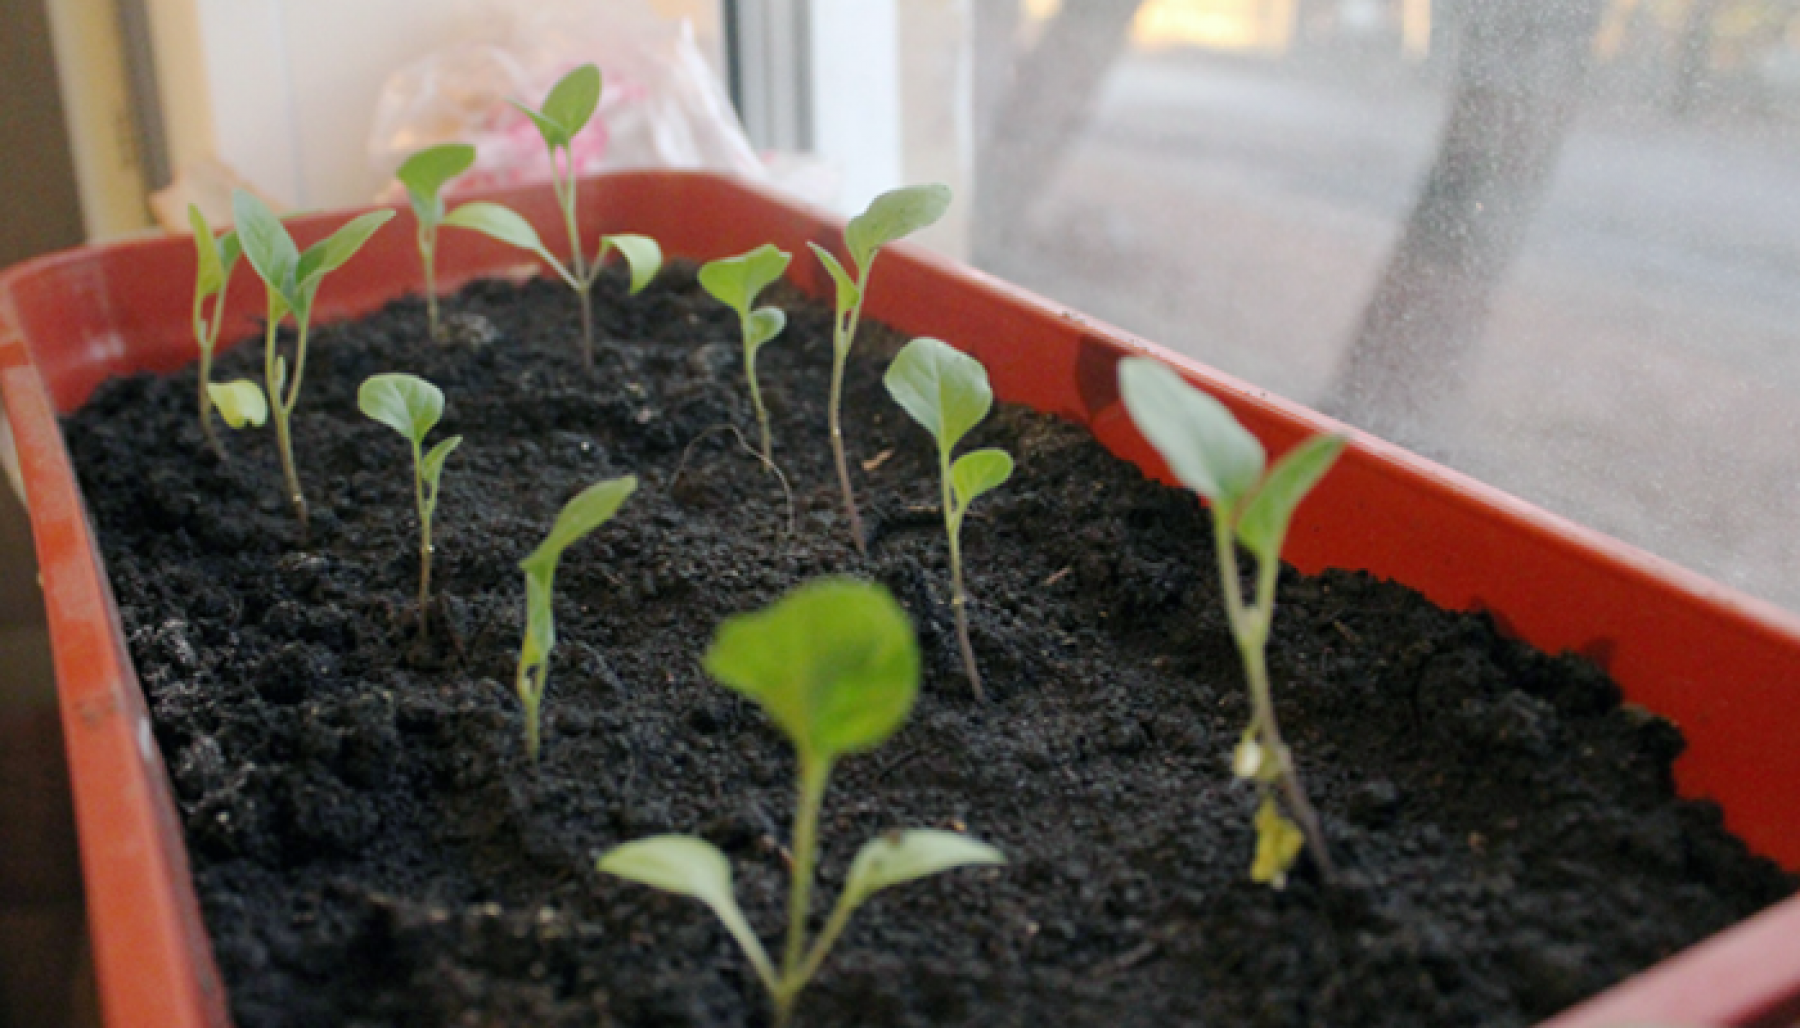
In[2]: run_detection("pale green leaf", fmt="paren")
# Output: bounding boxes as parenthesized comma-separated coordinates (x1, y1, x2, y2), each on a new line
(444, 202, 574, 287)
(421, 435, 462, 490)
(232, 189, 300, 309)
(597, 233, 662, 294)
(511, 100, 569, 149)
(883, 337, 993, 456)
(808, 243, 861, 317)
(1250, 795, 1305, 888)
(598, 835, 776, 991)
(520, 569, 556, 672)
(189, 205, 225, 296)
(698, 244, 791, 315)
(357, 372, 444, 445)
(1117, 358, 1265, 506)
(218, 231, 242, 280)
(744, 307, 785, 353)
(950, 448, 1013, 511)
(396, 143, 476, 208)
(841, 830, 1005, 910)
(206, 379, 268, 429)
(846, 183, 951, 273)
(1235, 434, 1345, 564)
(522, 476, 638, 575)
(297, 209, 396, 292)
(541, 63, 601, 140)
(703, 578, 919, 765)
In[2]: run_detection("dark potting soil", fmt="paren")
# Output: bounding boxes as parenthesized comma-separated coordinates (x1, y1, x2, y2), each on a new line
(66, 264, 1792, 1028)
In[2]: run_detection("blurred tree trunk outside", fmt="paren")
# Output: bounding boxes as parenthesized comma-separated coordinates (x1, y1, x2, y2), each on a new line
(1321, 0, 1608, 444)
(972, 0, 1146, 265)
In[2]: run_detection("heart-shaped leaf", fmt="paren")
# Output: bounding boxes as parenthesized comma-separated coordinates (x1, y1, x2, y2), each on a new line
(950, 448, 1013, 511)
(1117, 358, 1264, 507)
(598, 835, 776, 991)
(206, 380, 268, 429)
(1235, 433, 1345, 564)
(883, 337, 993, 456)
(703, 578, 919, 766)
(396, 143, 477, 220)
(358, 372, 444, 446)
(698, 244, 791, 316)
(846, 184, 951, 273)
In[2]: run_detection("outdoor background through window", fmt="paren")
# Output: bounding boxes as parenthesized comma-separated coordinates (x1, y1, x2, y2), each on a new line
(966, 0, 1800, 611)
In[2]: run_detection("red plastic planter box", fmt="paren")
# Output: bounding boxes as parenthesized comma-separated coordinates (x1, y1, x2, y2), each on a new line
(1, 171, 1795, 1028)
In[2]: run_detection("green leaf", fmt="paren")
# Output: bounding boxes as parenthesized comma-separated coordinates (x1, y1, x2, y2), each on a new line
(522, 476, 638, 575)
(1250, 795, 1305, 889)
(358, 372, 444, 445)
(189, 205, 225, 296)
(218, 231, 242, 279)
(541, 63, 602, 140)
(744, 307, 786, 353)
(444, 202, 574, 287)
(1117, 358, 1265, 506)
(841, 830, 1005, 910)
(520, 569, 556, 671)
(421, 435, 462, 490)
(703, 577, 919, 766)
(597, 233, 662, 294)
(232, 189, 301, 309)
(846, 183, 951, 273)
(1235, 434, 1345, 564)
(206, 379, 268, 429)
(598, 835, 776, 991)
(297, 209, 396, 293)
(950, 448, 1013, 511)
(698, 244, 791, 316)
(808, 242, 861, 317)
(883, 337, 993, 456)
(396, 143, 476, 212)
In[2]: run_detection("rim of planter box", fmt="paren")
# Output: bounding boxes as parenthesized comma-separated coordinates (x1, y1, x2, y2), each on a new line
(1, 170, 1795, 1028)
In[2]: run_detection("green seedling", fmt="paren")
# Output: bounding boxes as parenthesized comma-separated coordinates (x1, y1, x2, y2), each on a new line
(232, 190, 395, 533)
(443, 64, 661, 369)
(187, 205, 242, 458)
(809, 183, 952, 553)
(395, 143, 476, 340)
(358, 373, 462, 641)
(599, 578, 1003, 1027)
(884, 337, 1012, 700)
(698, 244, 791, 462)
(515, 475, 636, 762)
(1118, 357, 1346, 889)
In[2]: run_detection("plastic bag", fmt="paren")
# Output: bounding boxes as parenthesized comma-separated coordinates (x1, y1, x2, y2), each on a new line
(367, 0, 762, 199)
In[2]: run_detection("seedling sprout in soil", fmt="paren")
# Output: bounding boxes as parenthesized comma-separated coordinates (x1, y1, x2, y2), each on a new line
(515, 475, 636, 762)
(187, 205, 243, 459)
(394, 142, 476, 340)
(357, 373, 462, 641)
(442, 64, 661, 369)
(232, 189, 395, 533)
(808, 183, 951, 553)
(599, 578, 1004, 1028)
(1118, 357, 1345, 888)
(698, 243, 791, 463)
(883, 337, 1013, 699)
